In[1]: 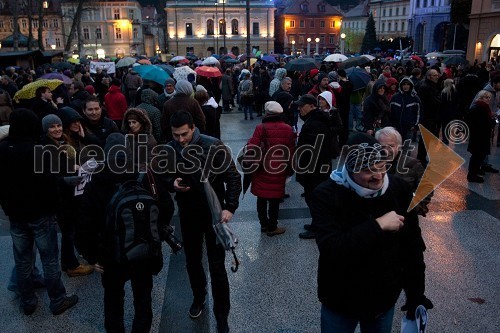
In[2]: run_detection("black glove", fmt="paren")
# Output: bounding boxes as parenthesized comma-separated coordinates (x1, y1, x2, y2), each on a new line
(63, 176, 84, 186)
(401, 295, 434, 320)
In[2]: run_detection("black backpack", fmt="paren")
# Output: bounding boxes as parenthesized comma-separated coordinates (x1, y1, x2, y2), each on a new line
(106, 172, 161, 264)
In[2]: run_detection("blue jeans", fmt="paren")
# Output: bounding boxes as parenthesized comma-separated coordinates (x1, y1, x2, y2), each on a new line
(10, 215, 67, 312)
(8, 245, 44, 292)
(349, 103, 363, 130)
(321, 304, 395, 333)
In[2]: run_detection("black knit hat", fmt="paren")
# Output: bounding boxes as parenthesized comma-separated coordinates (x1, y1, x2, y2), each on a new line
(59, 106, 83, 128)
(344, 132, 385, 172)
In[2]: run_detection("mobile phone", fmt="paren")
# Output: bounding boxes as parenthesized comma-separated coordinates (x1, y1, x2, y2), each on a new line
(178, 179, 189, 187)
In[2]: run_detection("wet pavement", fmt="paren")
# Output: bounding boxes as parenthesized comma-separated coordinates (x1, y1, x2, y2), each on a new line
(0, 111, 499, 333)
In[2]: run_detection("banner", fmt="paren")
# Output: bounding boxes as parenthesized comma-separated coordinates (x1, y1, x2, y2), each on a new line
(90, 61, 116, 74)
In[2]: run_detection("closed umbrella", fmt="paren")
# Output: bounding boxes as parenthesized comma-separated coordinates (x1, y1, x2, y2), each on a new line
(39, 73, 73, 84)
(346, 67, 371, 91)
(203, 181, 239, 272)
(116, 57, 137, 68)
(13, 79, 63, 102)
(324, 54, 348, 62)
(284, 58, 319, 71)
(173, 65, 197, 82)
(202, 56, 220, 66)
(195, 66, 222, 78)
(134, 65, 170, 85)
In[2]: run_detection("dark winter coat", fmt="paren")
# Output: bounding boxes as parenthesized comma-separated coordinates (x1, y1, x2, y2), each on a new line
(296, 110, 332, 188)
(311, 176, 426, 319)
(248, 115, 295, 199)
(417, 78, 441, 135)
(362, 80, 391, 132)
(201, 103, 221, 139)
(82, 115, 120, 147)
(389, 77, 422, 136)
(161, 94, 206, 142)
(0, 90, 13, 125)
(136, 89, 162, 142)
(69, 89, 90, 115)
(466, 100, 494, 155)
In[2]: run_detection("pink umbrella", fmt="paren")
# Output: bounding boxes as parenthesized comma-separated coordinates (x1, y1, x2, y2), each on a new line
(195, 66, 222, 78)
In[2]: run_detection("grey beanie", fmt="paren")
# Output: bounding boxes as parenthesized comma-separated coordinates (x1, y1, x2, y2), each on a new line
(165, 78, 176, 86)
(175, 79, 194, 96)
(41, 114, 62, 133)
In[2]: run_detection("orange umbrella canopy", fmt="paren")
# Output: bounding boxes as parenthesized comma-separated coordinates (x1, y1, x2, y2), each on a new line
(195, 66, 222, 78)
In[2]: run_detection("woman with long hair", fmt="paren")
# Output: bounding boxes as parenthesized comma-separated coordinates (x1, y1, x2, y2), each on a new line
(440, 79, 459, 144)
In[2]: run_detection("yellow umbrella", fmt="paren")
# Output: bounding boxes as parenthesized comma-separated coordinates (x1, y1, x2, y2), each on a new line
(67, 58, 80, 64)
(249, 58, 258, 66)
(13, 79, 63, 102)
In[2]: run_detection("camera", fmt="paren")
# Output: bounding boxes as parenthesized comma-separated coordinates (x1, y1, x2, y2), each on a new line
(162, 225, 183, 254)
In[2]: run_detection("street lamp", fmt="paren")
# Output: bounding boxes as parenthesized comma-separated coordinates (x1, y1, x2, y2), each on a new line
(340, 33, 346, 54)
(307, 37, 311, 56)
(291, 40, 295, 55)
(315, 37, 320, 55)
(215, 2, 219, 53)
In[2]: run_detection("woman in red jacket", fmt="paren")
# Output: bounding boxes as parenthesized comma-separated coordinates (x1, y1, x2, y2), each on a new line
(247, 101, 296, 236)
(104, 78, 128, 129)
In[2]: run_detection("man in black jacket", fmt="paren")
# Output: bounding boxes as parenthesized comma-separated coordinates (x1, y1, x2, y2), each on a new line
(389, 77, 422, 141)
(311, 133, 432, 332)
(0, 109, 78, 316)
(81, 96, 119, 147)
(295, 94, 332, 239)
(163, 111, 241, 333)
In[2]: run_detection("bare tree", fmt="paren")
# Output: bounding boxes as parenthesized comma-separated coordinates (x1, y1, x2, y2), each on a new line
(64, 0, 85, 53)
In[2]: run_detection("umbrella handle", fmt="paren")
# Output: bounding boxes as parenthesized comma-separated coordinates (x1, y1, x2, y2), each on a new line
(230, 248, 239, 273)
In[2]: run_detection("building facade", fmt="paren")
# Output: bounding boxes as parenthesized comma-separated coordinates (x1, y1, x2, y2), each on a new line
(61, 0, 144, 59)
(165, 0, 275, 57)
(407, 0, 451, 53)
(341, 0, 369, 53)
(370, 0, 410, 40)
(0, 0, 64, 52)
(142, 5, 167, 57)
(468, 0, 500, 63)
(276, 0, 343, 55)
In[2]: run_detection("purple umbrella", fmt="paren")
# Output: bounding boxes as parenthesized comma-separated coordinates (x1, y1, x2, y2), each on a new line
(261, 55, 278, 63)
(39, 73, 73, 84)
(195, 59, 203, 65)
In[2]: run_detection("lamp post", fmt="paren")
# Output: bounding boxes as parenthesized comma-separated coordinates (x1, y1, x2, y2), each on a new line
(422, 21, 426, 53)
(215, 2, 219, 53)
(291, 40, 295, 56)
(315, 37, 320, 55)
(307, 37, 311, 56)
(222, 0, 226, 50)
(340, 33, 346, 54)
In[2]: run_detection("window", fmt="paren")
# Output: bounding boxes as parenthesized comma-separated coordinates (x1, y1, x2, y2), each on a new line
(219, 19, 226, 35)
(383, 9, 386, 17)
(94, 11, 101, 20)
(300, 20, 305, 28)
(382, 23, 385, 32)
(53, 19, 59, 28)
(114, 9, 120, 20)
(133, 27, 138, 39)
(403, 7, 406, 15)
(128, 9, 134, 20)
(0, 21, 3, 29)
(318, 4, 326, 12)
(56, 38, 61, 47)
(207, 19, 214, 35)
(401, 21, 405, 32)
(395, 22, 398, 31)
(83, 28, 90, 39)
(389, 8, 392, 16)
(115, 27, 122, 39)
(356, 22, 359, 29)
(96, 27, 102, 39)
(43, 19, 48, 28)
(289, 20, 295, 28)
(252, 22, 259, 36)
(332, 21, 336, 28)
(299, 35, 304, 45)
(396, 8, 399, 16)
(320, 35, 325, 44)
(186, 46, 194, 53)
(320, 20, 325, 28)
(21, 19, 27, 29)
(329, 34, 335, 44)
(310, 20, 314, 28)
(300, 2, 308, 12)
(186, 23, 193, 36)
(388, 22, 391, 31)
(45, 38, 49, 46)
(231, 19, 238, 35)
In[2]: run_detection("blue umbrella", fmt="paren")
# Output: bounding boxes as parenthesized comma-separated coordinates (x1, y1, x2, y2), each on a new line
(261, 55, 278, 63)
(345, 67, 371, 91)
(134, 65, 171, 85)
(156, 64, 175, 76)
(373, 47, 381, 52)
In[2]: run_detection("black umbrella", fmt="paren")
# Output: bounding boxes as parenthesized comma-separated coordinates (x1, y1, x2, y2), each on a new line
(203, 181, 239, 272)
(285, 58, 319, 71)
(444, 56, 468, 66)
(346, 67, 371, 91)
(340, 56, 371, 69)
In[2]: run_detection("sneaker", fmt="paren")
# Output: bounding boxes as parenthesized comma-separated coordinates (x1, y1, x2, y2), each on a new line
(482, 165, 499, 173)
(66, 264, 94, 277)
(189, 301, 205, 319)
(303, 224, 313, 231)
(266, 227, 286, 237)
(52, 295, 78, 315)
(299, 230, 316, 239)
(467, 175, 484, 183)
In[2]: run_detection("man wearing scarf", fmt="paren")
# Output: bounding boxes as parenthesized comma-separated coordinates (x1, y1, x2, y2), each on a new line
(310, 133, 432, 333)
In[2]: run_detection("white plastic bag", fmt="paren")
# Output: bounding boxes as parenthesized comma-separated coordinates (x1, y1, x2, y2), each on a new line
(401, 305, 428, 333)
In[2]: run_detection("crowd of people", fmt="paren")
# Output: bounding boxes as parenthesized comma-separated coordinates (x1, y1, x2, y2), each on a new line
(0, 54, 498, 333)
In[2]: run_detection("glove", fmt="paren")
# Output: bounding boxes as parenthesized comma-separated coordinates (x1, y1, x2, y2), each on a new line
(63, 176, 84, 186)
(401, 295, 434, 320)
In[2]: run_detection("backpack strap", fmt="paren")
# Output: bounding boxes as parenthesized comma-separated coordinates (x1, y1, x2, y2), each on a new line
(138, 169, 158, 199)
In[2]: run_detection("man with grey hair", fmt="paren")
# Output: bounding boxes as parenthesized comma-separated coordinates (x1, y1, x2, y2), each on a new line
(271, 77, 292, 100)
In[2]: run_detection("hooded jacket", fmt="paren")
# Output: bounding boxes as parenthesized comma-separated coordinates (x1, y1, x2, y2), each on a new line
(136, 88, 162, 142)
(362, 80, 391, 132)
(269, 68, 287, 97)
(389, 77, 421, 135)
(104, 85, 128, 120)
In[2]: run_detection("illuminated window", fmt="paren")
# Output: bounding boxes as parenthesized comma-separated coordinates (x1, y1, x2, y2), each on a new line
(290, 20, 295, 28)
(231, 19, 238, 35)
(43, 1, 48, 9)
(252, 22, 259, 36)
(186, 22, 193, 36)
(114, 8, 120, 20)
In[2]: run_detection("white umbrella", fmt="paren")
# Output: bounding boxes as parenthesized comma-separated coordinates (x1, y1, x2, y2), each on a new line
(116, 57, 137, 68)
(425, 52, 443, 59)
(324, 54, 348, 62)
(173, 65, 197, 82)
(361, 54, 376, 61)
(171, 55, 187, 62)
(202, 56, 220, 66)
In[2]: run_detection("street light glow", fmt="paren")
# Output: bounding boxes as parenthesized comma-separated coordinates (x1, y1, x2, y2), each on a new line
(307, 37, 311, 42)
(340, 33, 346, 39)
(315, 38, 320, 43)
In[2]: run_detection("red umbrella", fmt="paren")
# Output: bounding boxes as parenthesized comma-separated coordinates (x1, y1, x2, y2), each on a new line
(195, 66, 222, 78)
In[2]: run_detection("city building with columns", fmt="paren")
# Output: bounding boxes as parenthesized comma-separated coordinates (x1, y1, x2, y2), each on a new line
(164, 0, 275, 57)
(275, 0, 343, 55)
(370, 0, 410, 41)
(468, 0, 500, 63)
(61, 0, 144, 59)
(407, 0, 450, 53)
